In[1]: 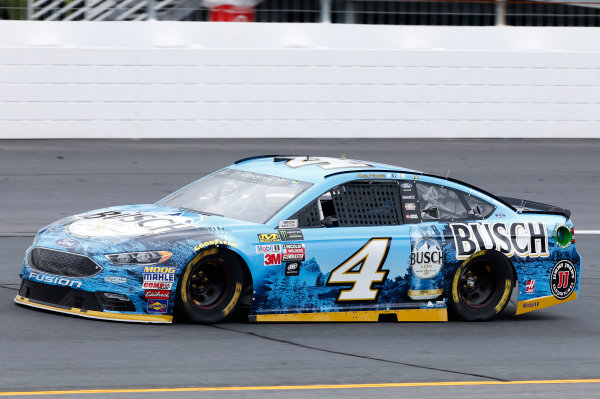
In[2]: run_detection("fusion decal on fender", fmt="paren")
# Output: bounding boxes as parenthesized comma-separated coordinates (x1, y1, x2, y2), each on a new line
(450, 222, 549, 260)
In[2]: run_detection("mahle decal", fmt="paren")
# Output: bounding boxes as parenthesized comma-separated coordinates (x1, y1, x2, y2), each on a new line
(451, 222, 549, 260)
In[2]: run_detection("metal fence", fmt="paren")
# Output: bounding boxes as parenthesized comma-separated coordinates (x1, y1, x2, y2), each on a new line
(2, 0, 600, 25)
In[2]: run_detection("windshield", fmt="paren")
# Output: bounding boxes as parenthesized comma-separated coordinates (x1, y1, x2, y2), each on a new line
(158, 169, 312, 224)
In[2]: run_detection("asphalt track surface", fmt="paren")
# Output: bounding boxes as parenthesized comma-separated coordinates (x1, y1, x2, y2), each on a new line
(1, 139, 599, 398)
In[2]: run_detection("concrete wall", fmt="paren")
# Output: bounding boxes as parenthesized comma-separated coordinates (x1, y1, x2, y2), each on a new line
(1, 21, 599, 138)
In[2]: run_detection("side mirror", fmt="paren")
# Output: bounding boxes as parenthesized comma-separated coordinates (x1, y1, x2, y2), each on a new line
(320, 216, 338, 228)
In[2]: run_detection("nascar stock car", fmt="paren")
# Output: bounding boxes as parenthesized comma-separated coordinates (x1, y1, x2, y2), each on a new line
(15, 156, 581, 323)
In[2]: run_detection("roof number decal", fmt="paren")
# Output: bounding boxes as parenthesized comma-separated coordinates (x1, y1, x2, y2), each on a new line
(285, 157, 372, 170)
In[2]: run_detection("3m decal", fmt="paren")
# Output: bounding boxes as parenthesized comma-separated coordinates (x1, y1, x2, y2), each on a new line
(145, 290, 171, 299)
(526, 280, 535, 294)
(326, 238, 391, 302)
(68, 211, 200, 237)
(55, 238, 80, 248)
(279, 229, 304, 241)
(411, 238, 443, 279)
(256, 244, 282, 254)
(285, 262, 300, 276)
(450, 222, 549, 260)
(285, 157, 372, 170)
(28, 272, 82, 288)
(142, 282, 173, 290)
(264, 253, 283, 266)
(405, 203, 416, 211)
(278, 219, 299, 229)
(258, 233, 281, 243)
(147, 299, 168, 313)
(550, 260, 577, 300)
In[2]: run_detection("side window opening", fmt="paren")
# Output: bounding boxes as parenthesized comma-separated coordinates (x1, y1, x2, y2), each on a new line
(296, 181, 403, 228)
(416, 182, 495, 221)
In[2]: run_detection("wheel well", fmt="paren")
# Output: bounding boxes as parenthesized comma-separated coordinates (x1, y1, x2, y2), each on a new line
(485, 249, 517, 285)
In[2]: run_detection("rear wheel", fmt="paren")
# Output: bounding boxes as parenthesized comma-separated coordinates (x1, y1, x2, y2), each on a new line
(176, 249, 245, 324)
(448, 251, 513, 321)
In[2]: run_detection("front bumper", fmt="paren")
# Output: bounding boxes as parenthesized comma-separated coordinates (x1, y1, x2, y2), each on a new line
(15, 275, 172, 323)
(14, 295, 172, 323)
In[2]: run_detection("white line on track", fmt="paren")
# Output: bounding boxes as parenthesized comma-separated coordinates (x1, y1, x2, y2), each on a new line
(576, 230, 600, 235)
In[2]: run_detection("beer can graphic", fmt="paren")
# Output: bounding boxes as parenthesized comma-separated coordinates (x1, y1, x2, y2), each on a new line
(408, 228, 444, 300)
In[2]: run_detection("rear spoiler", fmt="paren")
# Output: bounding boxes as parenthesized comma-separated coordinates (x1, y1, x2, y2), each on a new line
(499, 196, 571, 219)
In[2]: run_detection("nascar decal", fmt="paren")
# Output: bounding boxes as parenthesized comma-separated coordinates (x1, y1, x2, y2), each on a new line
(450, 222, 549, 260)
(285, 156, 372, 170)
(67, 211, 201, 238)
(278, 219, 298, 229)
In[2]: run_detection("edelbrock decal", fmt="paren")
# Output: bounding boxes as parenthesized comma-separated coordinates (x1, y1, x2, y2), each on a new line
(67, 211, 201, 238)
(450, 222, 549, 260)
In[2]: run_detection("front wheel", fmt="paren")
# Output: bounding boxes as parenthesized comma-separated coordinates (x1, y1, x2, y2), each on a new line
(448, 251, 513, 321)
(176, 249, 245, 324)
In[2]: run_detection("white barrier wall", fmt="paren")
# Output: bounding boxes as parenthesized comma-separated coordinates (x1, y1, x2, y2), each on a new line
(1, 21, 600, 138)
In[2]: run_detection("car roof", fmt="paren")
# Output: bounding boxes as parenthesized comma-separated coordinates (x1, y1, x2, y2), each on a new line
(230, 155, 421, 184)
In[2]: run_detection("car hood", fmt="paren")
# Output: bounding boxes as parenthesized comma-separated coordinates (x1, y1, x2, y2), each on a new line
(39, 204, 254, 241)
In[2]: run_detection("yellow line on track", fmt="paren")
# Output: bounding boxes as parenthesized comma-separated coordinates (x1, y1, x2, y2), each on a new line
(2, 379, 600, 396)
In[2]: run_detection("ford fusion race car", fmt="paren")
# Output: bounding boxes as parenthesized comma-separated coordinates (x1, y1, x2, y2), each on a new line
(15, 156, 582, 323)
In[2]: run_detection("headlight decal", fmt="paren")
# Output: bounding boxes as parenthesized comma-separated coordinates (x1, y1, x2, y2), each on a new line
(105, 251, 172, 265)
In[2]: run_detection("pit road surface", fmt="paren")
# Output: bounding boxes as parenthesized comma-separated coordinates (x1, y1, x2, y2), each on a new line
(0, 139, 598, 398)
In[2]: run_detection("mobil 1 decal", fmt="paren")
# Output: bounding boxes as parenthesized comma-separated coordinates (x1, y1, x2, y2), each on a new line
(450, 222, 549, 260)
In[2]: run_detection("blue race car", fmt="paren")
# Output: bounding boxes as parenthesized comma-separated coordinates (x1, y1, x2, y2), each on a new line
(15, 156, 582, 323)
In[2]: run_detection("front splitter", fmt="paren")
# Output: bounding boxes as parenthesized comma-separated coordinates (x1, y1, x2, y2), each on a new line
(14, 295, 172, 323)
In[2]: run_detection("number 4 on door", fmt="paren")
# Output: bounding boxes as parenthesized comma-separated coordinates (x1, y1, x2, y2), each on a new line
(327, 238, 391, 302)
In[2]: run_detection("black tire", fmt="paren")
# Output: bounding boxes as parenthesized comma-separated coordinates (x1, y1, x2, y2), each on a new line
(176, 248, 245, 324)
(448, 251, 513, 321)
